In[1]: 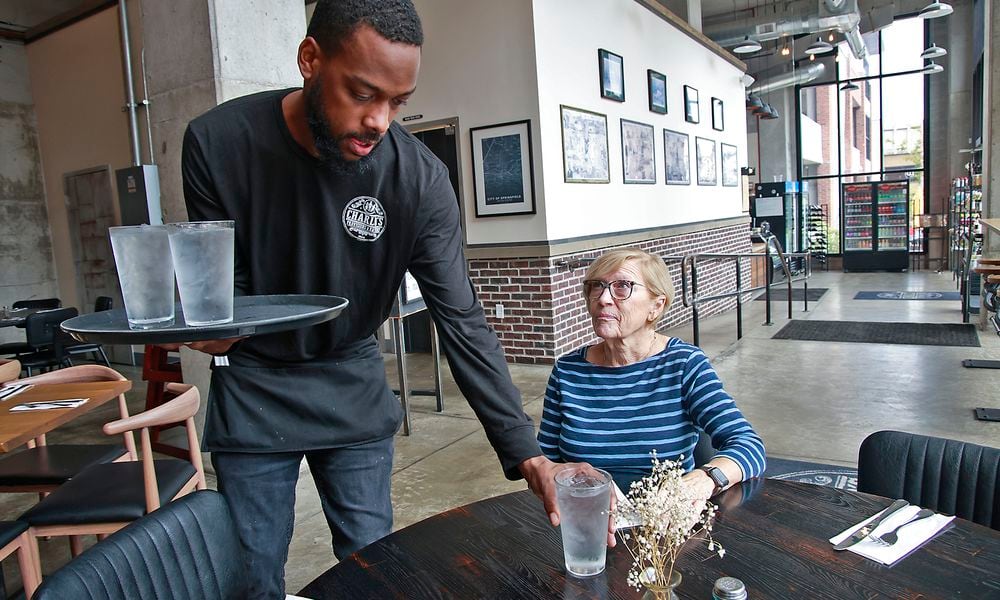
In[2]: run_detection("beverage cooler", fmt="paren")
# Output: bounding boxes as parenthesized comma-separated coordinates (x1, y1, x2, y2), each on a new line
(751, 181, 805, 253)
(842, 181, 909, 271)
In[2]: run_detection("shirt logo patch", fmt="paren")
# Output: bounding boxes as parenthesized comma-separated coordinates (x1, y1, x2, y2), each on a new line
(342, 196, 386, 242)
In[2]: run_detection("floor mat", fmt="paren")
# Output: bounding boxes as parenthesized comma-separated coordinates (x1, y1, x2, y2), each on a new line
(772, 320, 981, 347)
(854, 291, 962, 300)
(753, 287, 828, 302)
(765, 457, 857, 491)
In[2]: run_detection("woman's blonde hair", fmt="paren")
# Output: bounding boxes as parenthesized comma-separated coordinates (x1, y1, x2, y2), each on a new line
(583, 247, 675, 320)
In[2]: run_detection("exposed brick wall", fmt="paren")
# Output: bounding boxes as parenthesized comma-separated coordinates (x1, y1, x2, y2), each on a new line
(468, 222, 752, 364)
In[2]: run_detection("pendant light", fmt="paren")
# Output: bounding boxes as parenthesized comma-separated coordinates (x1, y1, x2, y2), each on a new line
(920, 44, 947, 59)
(805, 37, 834, 55)
(746, 95, 764, 112)
(919, 1, 953, 19)
(734, 35, 762, 54)
(922, 62, 944, 74)
(840, 80, 859, 92)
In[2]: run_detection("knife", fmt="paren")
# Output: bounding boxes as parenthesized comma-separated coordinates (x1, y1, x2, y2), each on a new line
(833, 498, 909, 551)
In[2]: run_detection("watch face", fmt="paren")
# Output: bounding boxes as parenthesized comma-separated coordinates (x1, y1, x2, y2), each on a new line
(704, 466, 729, 488)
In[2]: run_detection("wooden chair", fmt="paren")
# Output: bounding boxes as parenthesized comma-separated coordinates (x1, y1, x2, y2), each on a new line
(0, 366, 138, 495)
(0, 521, 40, 598)
(0, 359, 20, 384)
(21, 383, 207, 563)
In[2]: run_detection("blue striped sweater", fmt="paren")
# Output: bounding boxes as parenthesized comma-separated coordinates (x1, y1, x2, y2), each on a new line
(538, 338, 765, 489)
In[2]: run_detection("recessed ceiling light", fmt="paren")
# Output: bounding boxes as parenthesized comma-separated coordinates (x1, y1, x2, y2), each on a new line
(919, 1, 954, 19)
(920, 44, 947, 59)
(734, 36, 762, 54)
(805, 37, 834, 55)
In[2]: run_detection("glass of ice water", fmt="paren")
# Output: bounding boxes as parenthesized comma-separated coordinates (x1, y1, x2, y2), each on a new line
(109, 225, 175, 329)
(166, 220, 235, 327)
(555, 466, 613, 577)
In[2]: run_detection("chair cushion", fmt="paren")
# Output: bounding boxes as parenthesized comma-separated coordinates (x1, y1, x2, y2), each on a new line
(32, 490, 247, 600)
(21, 460, 197, 526)
(0, 444, 127, 487)
(0, 342, 31, 357)
(858, 430, 1000, 530)
(0, 521, 28, 549)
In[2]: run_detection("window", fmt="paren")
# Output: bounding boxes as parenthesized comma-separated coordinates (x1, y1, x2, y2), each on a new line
(797, 18, 925, 255)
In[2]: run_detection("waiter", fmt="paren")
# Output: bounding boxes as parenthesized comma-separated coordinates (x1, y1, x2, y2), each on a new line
(173, 1, 587, 597)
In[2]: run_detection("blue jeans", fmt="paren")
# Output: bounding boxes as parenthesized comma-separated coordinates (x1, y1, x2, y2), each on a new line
(213, 436, 394, 600)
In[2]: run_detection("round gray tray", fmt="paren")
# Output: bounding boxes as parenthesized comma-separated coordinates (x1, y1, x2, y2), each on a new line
(61, 295, 349, 345)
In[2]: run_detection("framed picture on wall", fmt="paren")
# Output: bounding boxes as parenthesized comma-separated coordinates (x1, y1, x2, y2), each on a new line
(695, 136, 717, 186)
(621, 119, 656, 184)
(647, 70, 667, 114)
(469, 120, 536, 217)
(663, 129, 690, 185)
(712, 97, 725, 131)
(598, 49, 625, 102)
(721, 143, 738, 187)
(684, 85, 699, 124)
(560, 105, 610, 183)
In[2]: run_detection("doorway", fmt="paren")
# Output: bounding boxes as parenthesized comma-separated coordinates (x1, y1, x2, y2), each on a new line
(404, 119, 463, 351)
(63, 166, 130, 364)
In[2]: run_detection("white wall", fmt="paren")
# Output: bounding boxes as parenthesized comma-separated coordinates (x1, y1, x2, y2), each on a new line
(407, 0, 544, 245)
(533, 0, 747, 241)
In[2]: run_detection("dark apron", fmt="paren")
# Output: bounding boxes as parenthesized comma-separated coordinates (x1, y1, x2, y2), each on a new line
(202, 339, 402, 453)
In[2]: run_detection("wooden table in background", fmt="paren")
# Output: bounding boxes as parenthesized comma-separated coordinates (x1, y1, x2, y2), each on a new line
(300, 479, 1000, 599)
(0, 380, 132, 452)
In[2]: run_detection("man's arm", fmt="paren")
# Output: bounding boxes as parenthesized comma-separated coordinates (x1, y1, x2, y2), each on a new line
(407, 168, 540, 478)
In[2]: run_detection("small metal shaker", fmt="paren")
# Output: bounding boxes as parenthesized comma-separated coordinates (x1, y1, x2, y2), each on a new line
(712, 577, 748, 600)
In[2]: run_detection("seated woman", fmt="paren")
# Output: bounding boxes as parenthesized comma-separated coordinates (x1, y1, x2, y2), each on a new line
(538, 248, 765, 501)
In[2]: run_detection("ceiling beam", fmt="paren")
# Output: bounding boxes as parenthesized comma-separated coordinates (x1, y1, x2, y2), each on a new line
(24, 0, 116, 44)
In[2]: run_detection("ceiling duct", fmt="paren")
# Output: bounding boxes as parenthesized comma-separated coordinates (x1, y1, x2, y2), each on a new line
(704, 0, 868, 59)
(749, 62, 826, 95)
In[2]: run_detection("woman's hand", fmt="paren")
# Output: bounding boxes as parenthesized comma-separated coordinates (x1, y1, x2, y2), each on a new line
(681, 469, 716, 504)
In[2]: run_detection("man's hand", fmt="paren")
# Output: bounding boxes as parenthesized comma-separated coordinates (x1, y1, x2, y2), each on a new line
(156, 337, 245, 356)
(518, 455, 616, 547)
(681, 469, 716, 505)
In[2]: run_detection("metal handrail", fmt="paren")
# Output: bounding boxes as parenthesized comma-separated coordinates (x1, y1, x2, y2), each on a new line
(679, 232, 813, 346)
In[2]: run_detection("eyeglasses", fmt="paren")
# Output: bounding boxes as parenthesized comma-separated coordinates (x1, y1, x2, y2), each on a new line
(582, 279, 645, 301)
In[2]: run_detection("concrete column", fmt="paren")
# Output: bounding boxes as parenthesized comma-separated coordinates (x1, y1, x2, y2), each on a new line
(0, 42, 59, 343)
(686, 0, 702, 32)
(986, 0, 999, 224)
(139, 0, 305, 223)
(136, 0, 304, 424)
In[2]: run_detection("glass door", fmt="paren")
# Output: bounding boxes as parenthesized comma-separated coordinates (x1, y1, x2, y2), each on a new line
(843, 183, 873, 251)
(876, 182, 908, 251)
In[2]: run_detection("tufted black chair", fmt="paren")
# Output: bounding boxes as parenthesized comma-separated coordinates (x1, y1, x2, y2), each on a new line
(32, 490, 247, 600)
(858, 430, 1000, 531)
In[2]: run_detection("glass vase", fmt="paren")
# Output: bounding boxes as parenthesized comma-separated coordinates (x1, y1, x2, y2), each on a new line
(641, 570, 682, 600)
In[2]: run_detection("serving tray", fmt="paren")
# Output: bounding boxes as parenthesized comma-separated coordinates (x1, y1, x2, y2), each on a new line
(61, 295, 349, 345)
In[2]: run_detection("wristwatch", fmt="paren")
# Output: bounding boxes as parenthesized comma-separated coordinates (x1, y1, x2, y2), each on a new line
(698, 466, 730, 496)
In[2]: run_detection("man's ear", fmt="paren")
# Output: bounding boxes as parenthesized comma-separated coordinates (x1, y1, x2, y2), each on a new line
(298, 37, 323, 80)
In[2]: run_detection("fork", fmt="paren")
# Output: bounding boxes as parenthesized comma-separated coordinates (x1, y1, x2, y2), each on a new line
(873, 508, 936, 546)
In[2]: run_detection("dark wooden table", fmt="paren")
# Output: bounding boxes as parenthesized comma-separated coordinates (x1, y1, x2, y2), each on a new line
(299, 479, 1000, 599)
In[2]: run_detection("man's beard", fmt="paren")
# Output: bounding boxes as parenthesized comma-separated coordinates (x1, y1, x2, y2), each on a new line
(305, 77, 383, 176)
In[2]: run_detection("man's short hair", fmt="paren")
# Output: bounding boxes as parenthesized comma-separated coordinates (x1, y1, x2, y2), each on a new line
(307, 0, 423, 54)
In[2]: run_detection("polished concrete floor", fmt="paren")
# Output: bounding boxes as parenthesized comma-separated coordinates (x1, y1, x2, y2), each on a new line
(2, 268, 999, 595)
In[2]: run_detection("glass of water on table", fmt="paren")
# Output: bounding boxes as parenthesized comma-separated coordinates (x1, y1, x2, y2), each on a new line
(555, 465, 613, 577)
(167, 220, 235, 326)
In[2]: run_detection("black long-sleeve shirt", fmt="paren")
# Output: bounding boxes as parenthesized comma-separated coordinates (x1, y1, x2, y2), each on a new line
(181, 89, 540, 478)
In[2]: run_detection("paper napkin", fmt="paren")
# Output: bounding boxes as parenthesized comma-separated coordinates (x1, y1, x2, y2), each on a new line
(829, 504, 954, 565)
(0, 384, 32, 402)
(10, 398, 88, 412)
(613, 482, 642, 530)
